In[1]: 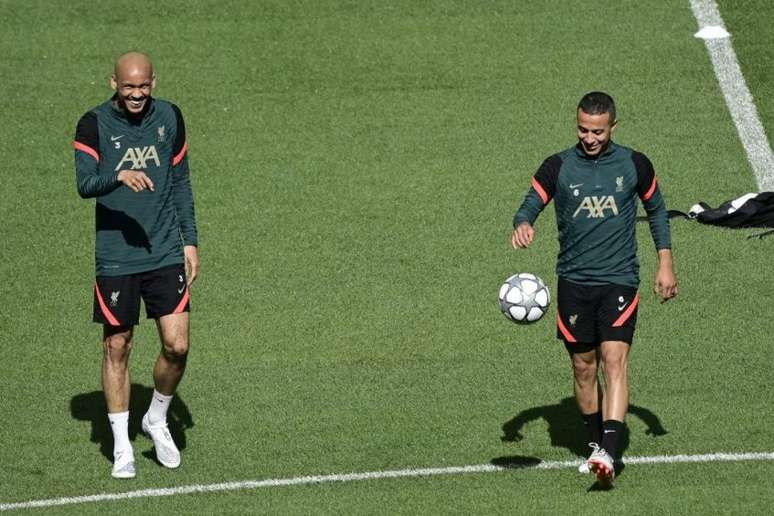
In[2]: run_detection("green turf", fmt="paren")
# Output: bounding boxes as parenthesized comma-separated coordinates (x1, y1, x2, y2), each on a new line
(20, 461, 774, 515)
(718, 0, 774, 170)
(1, 0, 773, 513)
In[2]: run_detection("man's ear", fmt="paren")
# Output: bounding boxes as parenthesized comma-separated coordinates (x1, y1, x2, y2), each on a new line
(110, 74, 118, 91)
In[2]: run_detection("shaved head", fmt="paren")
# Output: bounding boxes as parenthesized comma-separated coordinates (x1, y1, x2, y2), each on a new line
(114, 52, 154, 79)
(111, 52, 156, 116)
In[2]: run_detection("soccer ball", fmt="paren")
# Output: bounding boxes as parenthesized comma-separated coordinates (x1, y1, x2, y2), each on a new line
(498, 273, 550, 324)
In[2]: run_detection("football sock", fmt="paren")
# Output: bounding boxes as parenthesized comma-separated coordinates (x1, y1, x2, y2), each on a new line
(146, 389, 174, 425)
(581, 411, 604, 445)
(108, 411, 131, 454)
(600, 419, 625, 459)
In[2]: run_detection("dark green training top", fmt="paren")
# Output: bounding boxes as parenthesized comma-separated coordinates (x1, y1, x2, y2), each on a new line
(74, 96, 197, 276)
(514, 142, 671, 287)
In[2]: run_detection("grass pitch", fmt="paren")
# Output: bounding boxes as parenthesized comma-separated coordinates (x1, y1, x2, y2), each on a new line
(1, 0, 773, 513)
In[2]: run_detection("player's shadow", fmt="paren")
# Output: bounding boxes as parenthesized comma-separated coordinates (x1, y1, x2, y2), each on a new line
(492, 396, 667, 478)
(70, 383, 194, 462)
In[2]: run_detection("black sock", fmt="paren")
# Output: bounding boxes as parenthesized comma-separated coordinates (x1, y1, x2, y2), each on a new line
(600, 419, 625, 459)
(581, 411, 603, 445)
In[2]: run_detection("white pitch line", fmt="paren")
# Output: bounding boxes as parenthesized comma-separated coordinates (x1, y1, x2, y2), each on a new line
(690, 0, 774, 191)
(2, 452, 773, 511)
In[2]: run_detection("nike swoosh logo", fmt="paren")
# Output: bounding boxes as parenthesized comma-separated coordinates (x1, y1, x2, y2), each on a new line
(111, 135, 124, 141)
(569, 183, 583, 189)
(178, 286, 185, 294)
(604, 429, 615, 434)
(618, 303, 628, 311)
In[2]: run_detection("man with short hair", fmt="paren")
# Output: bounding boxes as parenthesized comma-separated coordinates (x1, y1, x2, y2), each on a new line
(74, 52, 199, 479)
(511, 91, 677, 487)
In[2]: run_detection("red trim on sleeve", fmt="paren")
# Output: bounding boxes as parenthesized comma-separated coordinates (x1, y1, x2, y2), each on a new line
(532, 177, 549, 205)
(612, 291, 640, 327)
(173, 288, 190, 313)
(557, 313, 577, 343)
(74, 141, 100, 162)
(94, 283, 120, 326)
(172, 141, 188, 167)
(642, 176, 657, 201)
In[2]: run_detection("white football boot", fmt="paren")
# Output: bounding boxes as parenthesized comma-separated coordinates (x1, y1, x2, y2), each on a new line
(578, 442, 597, 473)
(142, 413, 181, 468)
(586, 443, 614, 487)
(111, 447, 136, 479)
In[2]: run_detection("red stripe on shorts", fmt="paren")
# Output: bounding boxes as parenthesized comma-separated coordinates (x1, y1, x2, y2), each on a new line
(612, 291, 640, 327)
(94, 283, 120, 326)
(557, 313, 577, 343)
(173, 287, 190, 314)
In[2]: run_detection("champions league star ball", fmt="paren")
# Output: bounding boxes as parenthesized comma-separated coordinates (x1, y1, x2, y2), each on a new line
(498, 273, 550, 324)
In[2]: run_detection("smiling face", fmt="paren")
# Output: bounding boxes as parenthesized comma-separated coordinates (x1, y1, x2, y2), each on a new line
(576, 108, 616, 157)
(110, 53, 155, 116)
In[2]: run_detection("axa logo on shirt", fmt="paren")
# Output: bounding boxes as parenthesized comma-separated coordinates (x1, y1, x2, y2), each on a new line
(573, 195, 619, 218)
(114, 146, 161, 171)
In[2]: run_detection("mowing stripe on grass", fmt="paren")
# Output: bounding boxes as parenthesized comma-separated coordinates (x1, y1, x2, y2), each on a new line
(690, 0, 774, 191)
(2, 452, 773, 511)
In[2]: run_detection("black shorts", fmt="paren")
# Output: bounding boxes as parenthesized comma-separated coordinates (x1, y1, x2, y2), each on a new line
(93, 263, 190, 327)
(556, 277, 639, 353)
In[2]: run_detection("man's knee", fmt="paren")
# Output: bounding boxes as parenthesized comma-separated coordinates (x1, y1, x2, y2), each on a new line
(601, 343, 629, 381)
(161, 336, 189, 362)
(103, 328, 133, 358)
(571, 354, 598, 383)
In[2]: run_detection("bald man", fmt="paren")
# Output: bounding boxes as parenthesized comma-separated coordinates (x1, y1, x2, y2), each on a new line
(74, 52, 199, 479)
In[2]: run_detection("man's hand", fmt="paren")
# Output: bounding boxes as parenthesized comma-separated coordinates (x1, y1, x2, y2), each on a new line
(184, 245, 200, 287)
(654, 249, 678, 303)
(117, 170, 154, 192)
(511, 222, 535, 249)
